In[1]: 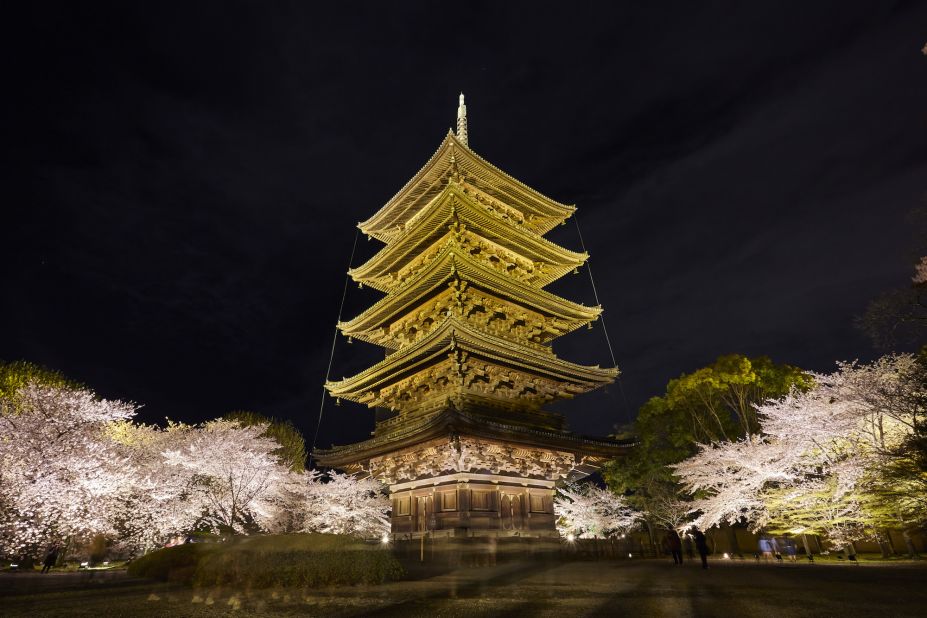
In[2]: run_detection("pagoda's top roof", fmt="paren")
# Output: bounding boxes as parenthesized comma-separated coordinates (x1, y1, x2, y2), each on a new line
(350, 182, 586, 290)
(358, 132, 576, 242)
(313, 407, 633, 469)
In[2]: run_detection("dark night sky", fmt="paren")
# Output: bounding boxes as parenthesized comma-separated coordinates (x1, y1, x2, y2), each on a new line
(3, 2, 927, 450)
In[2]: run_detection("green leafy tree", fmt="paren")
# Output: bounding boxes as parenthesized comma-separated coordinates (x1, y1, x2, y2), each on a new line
(661, 355, 811, 442)
(0, 360, 80, 414)
(604, 355, 810, 548)
(223, 411, 307, 473)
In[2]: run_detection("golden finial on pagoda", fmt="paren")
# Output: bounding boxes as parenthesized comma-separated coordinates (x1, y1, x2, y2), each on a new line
(456, 93, 468, 146)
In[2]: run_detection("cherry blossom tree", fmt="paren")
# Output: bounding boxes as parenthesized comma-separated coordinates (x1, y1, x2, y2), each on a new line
(300, 471, 390, 538)
(554, 482, 639, 539)
(672, 354, 926, 550)
(160, 419, 300, 534)
(0, 383, 137, 558)
(105, 421, 210, 553)
(1, 381, 307, 558)
(670, 436, 797, 532)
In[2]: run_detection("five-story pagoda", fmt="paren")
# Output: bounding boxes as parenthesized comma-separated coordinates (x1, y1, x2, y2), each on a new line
(316, 95, 629, 537)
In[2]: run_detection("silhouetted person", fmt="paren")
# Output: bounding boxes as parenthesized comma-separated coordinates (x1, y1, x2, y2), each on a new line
(758, 536, 773, 561)
(665, 530, 683, 565)
(691, 528, 709, 569)
(783, 538, 797, 562)
(41, 544, 59, 574)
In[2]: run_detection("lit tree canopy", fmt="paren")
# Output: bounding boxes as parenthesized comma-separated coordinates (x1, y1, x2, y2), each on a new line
(554, 482, 639, 539)
(300, 471, 390, 538)
(0, 360, 80, 412)
(0, 367, 393, 559)
(672, 353, 927, 546)
(603, 354, 809, 532)
(161, 419, 300, 534)
(223, 410, 307, 473)
(0, 381, 137, 556)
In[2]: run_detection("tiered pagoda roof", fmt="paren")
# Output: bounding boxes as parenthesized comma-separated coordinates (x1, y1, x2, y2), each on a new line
(322, 94, 618, 449)
(349, 182, 587, 292)
(358, 131, 575, 243)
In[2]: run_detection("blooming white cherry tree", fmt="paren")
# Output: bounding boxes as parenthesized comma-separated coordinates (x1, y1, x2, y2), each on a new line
(105, 421, 211, 552)
(554, 482, 639, 539)
(672, 354, 926, 547)
(0, 383, 137, 557)
(0, 384, 308, 558)
(161, 419, 300, 534)
(0, 369, 411, 562)
(300, 471, 390, 538)
(671, 436, 797, 532)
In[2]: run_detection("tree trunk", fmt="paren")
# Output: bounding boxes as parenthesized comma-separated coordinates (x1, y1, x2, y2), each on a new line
(726, 524, 742, 557)
(901, 529, 919, 559)
(846, 541, 857, 560)
(877, 530, 894, 558)
(801, 534, 812, 558)
(60, 536, 73, 566)
(643, 521, 657, 558)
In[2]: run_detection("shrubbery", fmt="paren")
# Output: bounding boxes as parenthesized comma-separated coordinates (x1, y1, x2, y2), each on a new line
(128, 534, 403, 588)
(127, 543, 205, 582)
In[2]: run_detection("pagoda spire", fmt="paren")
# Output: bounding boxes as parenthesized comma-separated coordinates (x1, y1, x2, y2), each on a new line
(456, 93, 468, 146)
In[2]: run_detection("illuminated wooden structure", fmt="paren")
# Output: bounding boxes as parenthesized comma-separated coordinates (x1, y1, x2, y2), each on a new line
(316, 95, 628, 537)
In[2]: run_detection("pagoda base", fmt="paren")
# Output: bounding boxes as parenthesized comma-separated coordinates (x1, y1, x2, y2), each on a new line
(312, 408, 633, 538)
(389, 471, 559, 538)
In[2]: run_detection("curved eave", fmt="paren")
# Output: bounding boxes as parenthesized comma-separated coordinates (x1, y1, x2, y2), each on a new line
(359, 132, 574, 240)
(326, 316, 617, 402)
(350, 184, 587, 287)
(340, 247, 601, 338)
(313, 408, 632, 468)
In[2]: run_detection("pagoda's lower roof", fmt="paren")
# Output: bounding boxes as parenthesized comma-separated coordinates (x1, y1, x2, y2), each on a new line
(312, 407, 633, 469)
(339, 246, 600, 345)
(326, 315, 617, 403)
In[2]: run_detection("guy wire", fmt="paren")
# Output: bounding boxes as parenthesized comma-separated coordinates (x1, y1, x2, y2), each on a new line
(310, 227, 361, 464)
(572, 213, 634, 425)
